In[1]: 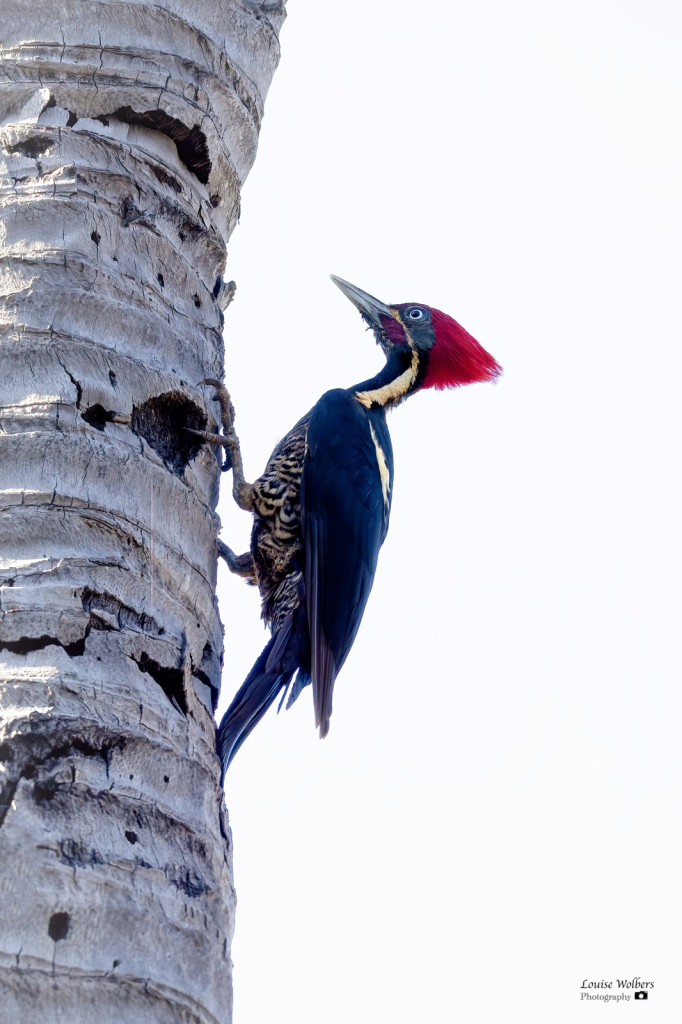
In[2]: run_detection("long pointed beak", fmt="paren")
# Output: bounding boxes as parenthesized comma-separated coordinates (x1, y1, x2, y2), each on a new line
(330, 275, 394, 327)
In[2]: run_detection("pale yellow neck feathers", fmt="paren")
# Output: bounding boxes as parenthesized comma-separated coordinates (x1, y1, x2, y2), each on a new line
(355, 346, 419, 409)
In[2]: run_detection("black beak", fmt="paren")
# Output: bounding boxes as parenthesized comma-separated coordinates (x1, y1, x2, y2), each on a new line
(330, 275, 395, 328)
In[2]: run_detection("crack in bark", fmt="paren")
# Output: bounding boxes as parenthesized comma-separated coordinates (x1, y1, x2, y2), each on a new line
(191, 641, 220, 710)
(0, 603, 187, 720)
(25, 789, 214, 899)
(0, 779, 19, 831)
(56, 357, 82, 409)
(0, 960, 226, 1024)
(82, 589, 163, 636)
(152, 165, 182, 193)
(0, 734, 125, 828)
(6, 135, 54, 160)
(133, 652, 186, 716)
(167, 865, 210, 899)
(0, 633, 87, 657)
(2, 502, 216, 591)
(112, 107, 211, 184)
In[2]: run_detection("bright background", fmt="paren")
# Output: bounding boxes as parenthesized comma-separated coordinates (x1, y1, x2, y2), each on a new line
(215, 2, 682, 1021)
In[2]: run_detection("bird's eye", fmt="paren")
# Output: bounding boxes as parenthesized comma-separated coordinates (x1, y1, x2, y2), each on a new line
(407, 308, 425, 320)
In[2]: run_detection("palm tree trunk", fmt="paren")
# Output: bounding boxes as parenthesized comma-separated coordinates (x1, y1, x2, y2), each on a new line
(0, 3, 285, 1020)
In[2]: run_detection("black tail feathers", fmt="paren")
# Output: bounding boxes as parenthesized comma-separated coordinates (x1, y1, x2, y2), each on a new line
(216, 606, 310, 779)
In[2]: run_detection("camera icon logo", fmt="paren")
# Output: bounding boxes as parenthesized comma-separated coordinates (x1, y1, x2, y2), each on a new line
(634, 991, 648, 1001)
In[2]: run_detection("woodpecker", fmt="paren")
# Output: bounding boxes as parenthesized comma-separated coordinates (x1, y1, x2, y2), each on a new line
(194, 276, 502, 776)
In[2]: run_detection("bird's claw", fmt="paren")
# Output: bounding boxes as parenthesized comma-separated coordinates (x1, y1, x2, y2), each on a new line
(183, 426, 237, 449)
(197, 378, 235, 435)
(196, 379, 253, 510)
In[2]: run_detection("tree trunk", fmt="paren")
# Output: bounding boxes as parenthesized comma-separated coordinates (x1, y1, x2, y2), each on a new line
(0, 4, 285, 1021)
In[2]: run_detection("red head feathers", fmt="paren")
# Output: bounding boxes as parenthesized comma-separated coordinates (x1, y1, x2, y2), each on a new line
(329, 276, 502, 394)
(419, 306, 502, 390)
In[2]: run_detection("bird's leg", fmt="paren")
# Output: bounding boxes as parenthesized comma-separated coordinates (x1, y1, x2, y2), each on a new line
(218, 540, 256, 582)
(194, 379, 255, 511)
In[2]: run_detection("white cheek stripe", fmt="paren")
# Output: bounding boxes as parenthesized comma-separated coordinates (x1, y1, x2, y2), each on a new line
(368, 422, 391, 509)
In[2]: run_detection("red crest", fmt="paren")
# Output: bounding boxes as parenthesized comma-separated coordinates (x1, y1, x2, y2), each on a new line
(420, 307, 502, 390)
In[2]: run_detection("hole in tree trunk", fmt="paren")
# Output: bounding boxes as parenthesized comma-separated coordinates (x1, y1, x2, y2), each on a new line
(7, 136, 53, 160)
(48, 912, 70, 941)
(131, 392, 207, 474)
(82, 404, 113, 431)
(134, 651, 187, 715)
(111, 107, 211, 184)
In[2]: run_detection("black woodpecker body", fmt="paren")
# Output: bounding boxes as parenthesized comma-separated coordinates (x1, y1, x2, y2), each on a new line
(196, 277, 502, 776)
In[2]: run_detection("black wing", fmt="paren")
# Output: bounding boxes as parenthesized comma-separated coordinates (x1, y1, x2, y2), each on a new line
(302, 389, 393, 738)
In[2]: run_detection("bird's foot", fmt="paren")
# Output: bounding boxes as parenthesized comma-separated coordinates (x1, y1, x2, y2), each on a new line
(185, 426, 234, 447)
(196, 379, 254, 510)
(218, 540, 256, 582)
(197, 378, 236, 434)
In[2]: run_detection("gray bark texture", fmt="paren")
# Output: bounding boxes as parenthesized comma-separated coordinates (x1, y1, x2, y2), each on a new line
(0, 3, 286, 1021)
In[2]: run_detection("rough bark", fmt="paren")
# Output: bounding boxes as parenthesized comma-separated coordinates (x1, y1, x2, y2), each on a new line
(0, 3, 285, 1021)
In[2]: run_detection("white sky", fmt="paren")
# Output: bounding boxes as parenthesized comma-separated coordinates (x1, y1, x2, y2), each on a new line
(215, 2, 682, 1020)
